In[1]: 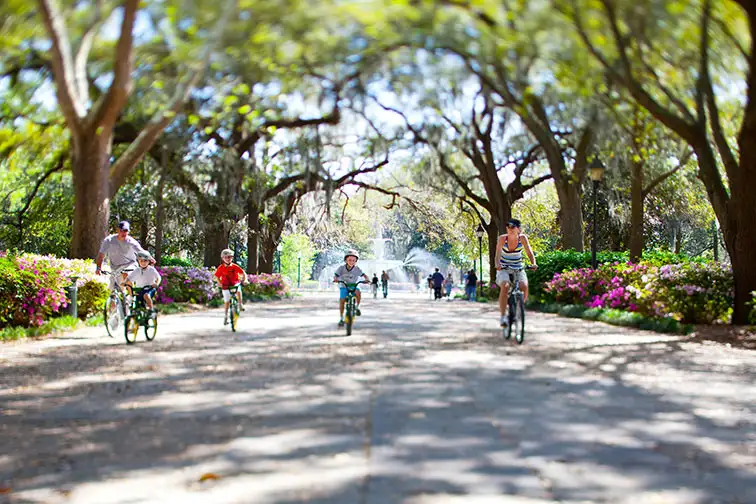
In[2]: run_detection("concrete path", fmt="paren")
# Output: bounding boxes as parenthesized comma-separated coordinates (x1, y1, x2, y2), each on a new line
(1, 292, 754, 503)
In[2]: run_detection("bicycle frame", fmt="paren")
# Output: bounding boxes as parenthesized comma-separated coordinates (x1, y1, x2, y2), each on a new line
(339, 280, 367, 335)
(227, 284, 241, 331)
(123, 285, 157, 344)
(503, 265, 535, 344)
(102, 268, 133, 338)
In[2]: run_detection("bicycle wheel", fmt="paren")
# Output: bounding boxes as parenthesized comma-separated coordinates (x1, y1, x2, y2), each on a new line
(504, 295, 515, 340)
(510, 295, 526, 344)
(230, 299, 239, 332)
(104, 294, 123, 338)
(144, 312, 158, 341)
(124, 314, 139, 344)
(345, 299, 353, 336)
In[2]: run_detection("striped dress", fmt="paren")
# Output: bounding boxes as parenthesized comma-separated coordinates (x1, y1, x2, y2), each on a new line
(500, 235, 524, 271)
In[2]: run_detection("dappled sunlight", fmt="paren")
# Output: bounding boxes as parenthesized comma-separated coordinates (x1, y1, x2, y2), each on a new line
(2, 294, 755, 502)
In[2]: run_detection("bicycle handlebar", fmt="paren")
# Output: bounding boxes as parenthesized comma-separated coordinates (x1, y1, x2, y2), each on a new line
(337, 280, 369, 286)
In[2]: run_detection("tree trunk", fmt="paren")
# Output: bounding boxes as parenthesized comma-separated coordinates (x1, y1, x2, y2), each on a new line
(731, 97, 756, 323)
(629, 160, 644, 262)
(138, 216, 148, 249)
(202, 218, 231, 268)
(556, 181, 584, 251)
(730, 224, 756, 324)
(674, 223, 682, 254)
(258, 236, 275, 274)
(246, 200, 260, 273)
(487, 222, 498, 285)
(70, 137, 112, 259)
(154, 174, 165, 266)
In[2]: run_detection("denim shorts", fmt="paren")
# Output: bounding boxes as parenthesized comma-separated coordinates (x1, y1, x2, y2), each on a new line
(339, 285, 360, 299)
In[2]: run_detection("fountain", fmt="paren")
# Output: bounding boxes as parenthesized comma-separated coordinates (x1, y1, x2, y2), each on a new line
(316, 229, 449, 291)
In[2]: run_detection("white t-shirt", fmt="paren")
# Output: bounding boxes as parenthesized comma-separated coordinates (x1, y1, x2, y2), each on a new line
(127, 266, 162, 288)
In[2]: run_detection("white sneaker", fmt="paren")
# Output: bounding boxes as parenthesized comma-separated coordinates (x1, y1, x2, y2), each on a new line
(500, 315, 509, 327)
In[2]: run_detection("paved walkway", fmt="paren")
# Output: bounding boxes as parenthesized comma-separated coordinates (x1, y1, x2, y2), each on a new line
(1, 292, 755, 503)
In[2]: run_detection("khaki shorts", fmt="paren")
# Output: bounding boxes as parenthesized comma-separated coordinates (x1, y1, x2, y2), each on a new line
(496, 268, 528, 287)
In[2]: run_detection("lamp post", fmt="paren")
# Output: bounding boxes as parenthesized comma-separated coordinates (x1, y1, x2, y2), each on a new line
(589, 156, 606, 269)
(475, 223, 485, 284)
(297, 252, 301, 288)
(275, 242, 283, 273)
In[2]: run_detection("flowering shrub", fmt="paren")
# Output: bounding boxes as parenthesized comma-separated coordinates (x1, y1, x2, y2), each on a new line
(0, 252, 107, 328)
(243, 273, 289, 299)
(156, 266, 216, 304)
(529, 249, 700, 303)
(77, 279, 109, 319)
(545, 261, 733, 324)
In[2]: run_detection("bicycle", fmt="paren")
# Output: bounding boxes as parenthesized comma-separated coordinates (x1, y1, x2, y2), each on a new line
(503, 265, 536, 344)
(123, 285, 158, 344)
(102, 268, 132, 338)
(221, 284, 242, 332)
(339, 280, 368, 336)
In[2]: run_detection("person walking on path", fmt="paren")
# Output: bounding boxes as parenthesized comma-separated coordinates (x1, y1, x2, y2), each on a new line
(465, 269, 478, 302)
(380, 270, 390, 298)
(444, 273, 454, 299)
(431, 268, 445, 300)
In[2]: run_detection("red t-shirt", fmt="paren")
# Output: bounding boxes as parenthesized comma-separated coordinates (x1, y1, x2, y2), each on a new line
(214, 263, 245, 289)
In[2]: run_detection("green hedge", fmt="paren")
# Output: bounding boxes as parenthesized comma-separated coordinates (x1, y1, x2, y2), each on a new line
(532, 302, 692, 334)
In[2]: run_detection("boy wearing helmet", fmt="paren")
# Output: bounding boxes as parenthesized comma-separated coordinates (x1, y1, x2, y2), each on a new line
(333, 249, 369, 326)
(214, 249, 248, 325)
(125, 250, 162, 314)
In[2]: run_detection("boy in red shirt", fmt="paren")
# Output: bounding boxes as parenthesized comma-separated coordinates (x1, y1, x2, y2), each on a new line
(214, 249, 248, 325)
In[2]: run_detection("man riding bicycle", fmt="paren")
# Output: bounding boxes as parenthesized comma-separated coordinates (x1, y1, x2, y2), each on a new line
(95, 220, 151, 289)
(495, 218, 537, 327)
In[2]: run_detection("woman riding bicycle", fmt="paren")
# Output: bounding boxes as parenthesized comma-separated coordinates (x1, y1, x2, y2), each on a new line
(494, 218, 537, 328)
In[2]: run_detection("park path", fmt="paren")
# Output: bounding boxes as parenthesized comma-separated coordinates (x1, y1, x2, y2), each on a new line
(1, 291, 755, 504)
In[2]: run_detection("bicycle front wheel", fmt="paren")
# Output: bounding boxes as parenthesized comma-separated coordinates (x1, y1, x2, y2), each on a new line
(230, 300, 239, 332)
(510, 296, 525, 344)
(124, 314, 139, 344)
(345, 300, 353, 336)
(104, 294, 123, 338)
(144, 313, 158, 341)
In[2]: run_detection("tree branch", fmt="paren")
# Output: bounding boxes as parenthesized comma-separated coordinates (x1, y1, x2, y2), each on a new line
(37, 0, 85, 133)
(109, 0, 237, 195)
(74, 0, 105, 106)
(12, 151, 67, 227)
(88, 0, 138, 132)
(642, 149, 693, 198)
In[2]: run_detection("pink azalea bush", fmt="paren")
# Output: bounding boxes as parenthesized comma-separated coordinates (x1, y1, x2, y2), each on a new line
(0, 252, 108, 328)
(155, 267, 289, 304)
(545, 261, 733, 324)
(156, 266, 217, 304)
(242, 273, 289, 299)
